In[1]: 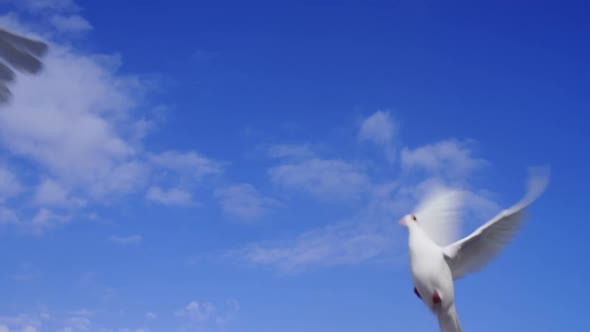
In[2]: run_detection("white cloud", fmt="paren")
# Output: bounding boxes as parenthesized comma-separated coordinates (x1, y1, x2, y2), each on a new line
(0, 207, 18, 224)
(149, 151, 223, 180)
(268, 144, 315, 160)
(175, 300, 239, 331)
(0, 165, 22, 200)
(242, 221, 398, 272)
(144, 312, 156, 320)
(11, 0, 79, 13)
(241, 134, 502, 272)
(400, 139, 486, 181)
(50, 15, 93, 34)
(239, 176, 501, 272)
(358, 111, 396, 146)
(61, 315, 90, 331)
(237, 181, 402, 272)
(31, 208, 71, 233)
(269, 158, 370, 200)
(175, 301, 215, 322)
(33, 179, 67, 206)
(0, 307, 156, 332)
(358, 111, 397, 162)
(214, 300, 239, 327)
(146, 186, 198, 207)
(56, 310, 97, 332)
(0, 314, 41, 332)
(109, 234, 142, 246)
(0, 18, 149, 202)
(33, 178, 85, 207)
(0, 12, 226, 233)
(214, 183, 279, 222)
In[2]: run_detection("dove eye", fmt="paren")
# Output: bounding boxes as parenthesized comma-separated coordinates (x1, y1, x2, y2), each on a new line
(412, 215, 417, 221)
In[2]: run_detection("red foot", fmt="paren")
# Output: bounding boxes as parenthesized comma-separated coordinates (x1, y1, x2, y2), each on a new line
(413, 287, 421, 299)
(432, 291, 441, 304)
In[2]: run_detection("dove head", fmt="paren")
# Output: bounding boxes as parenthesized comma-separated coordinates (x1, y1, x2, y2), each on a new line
(399, 214, 419, 228)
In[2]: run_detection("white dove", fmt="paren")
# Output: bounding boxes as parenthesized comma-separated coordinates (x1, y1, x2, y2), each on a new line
(400, 171, 549, 332)
(0, 27, 48, 103)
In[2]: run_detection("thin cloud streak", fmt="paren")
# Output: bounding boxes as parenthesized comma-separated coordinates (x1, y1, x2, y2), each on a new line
(238, 112, 501, 272)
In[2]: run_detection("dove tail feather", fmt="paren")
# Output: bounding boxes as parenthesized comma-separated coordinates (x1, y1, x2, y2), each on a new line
(437, 304, 462, 332)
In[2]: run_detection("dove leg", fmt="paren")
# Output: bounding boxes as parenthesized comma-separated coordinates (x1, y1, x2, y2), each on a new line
(413, 287, 422, 299)
(432, 291, 441, 304)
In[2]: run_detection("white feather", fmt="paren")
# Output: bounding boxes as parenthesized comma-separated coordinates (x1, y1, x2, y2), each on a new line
(413, 187, 464, 246)
(443, 168, 549, 280)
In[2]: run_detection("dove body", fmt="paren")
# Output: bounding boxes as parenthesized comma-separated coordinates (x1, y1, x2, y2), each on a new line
(399, 170, 549, 332)
(407, 222, 454, 312)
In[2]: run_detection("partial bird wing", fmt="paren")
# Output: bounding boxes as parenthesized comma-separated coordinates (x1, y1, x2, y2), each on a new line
(0, 27, 49, 103)
(414, 186, 464, 246)
(443, 169, 549, 280)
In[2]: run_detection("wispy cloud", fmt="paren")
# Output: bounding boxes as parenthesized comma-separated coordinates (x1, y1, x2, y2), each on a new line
(61, 313, 91, 331)
(118, 328, 147, 332)
(237, 181, 404, 272)
(239, 177, 498, 272)
(50, 14, 92, 34)
(0, 11, 226, 233)
(33, 178, 84, 207)
(0, 313, 42, 332)
(0, 18, 149, 202)
(10, 0, 80, 14)
(268, 143, 315, 160)
(146, 186, 198, 207)
(0, 207, 18, 224)
(31, 208, 71, 233)
(240, 130, 497, 272)
(0, 306, 150, 332)
(400, 139, 486, 181)
(358, 111, 397, 162)
(0, 164, 22, 200)
(175, 301, 215, 322)
(241, 221, 399, 272)
(175, 300, 239, 331)
(109, 234, 142, 246)
(269, 158, 371, 201)
(214, 183, 279, 222)
(149, 150, 224, 180)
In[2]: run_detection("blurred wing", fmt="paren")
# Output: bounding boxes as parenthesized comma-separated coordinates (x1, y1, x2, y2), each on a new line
(443, 169, 549, 280)
(414, 187, 464, 246)
(0, 28, 48, 72)
(0, 27, 48, 103)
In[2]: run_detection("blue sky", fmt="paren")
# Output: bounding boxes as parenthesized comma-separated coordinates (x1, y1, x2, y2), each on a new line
(0, 0, 587, 331)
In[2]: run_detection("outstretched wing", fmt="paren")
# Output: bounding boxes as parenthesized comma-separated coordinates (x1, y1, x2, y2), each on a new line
(443, 169, 549, 280)
(414, 186, 464, 246)
(0, 27, 49, 103)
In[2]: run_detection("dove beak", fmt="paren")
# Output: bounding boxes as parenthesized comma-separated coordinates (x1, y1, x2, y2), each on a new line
(399, 219, 406, 226)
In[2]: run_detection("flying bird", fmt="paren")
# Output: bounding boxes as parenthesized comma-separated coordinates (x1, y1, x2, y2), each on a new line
(0, 27, 49, 103)
(400, 170, 549, 332)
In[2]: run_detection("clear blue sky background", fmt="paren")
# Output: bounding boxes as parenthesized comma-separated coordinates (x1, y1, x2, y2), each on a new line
(0, 0, 587, 331)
